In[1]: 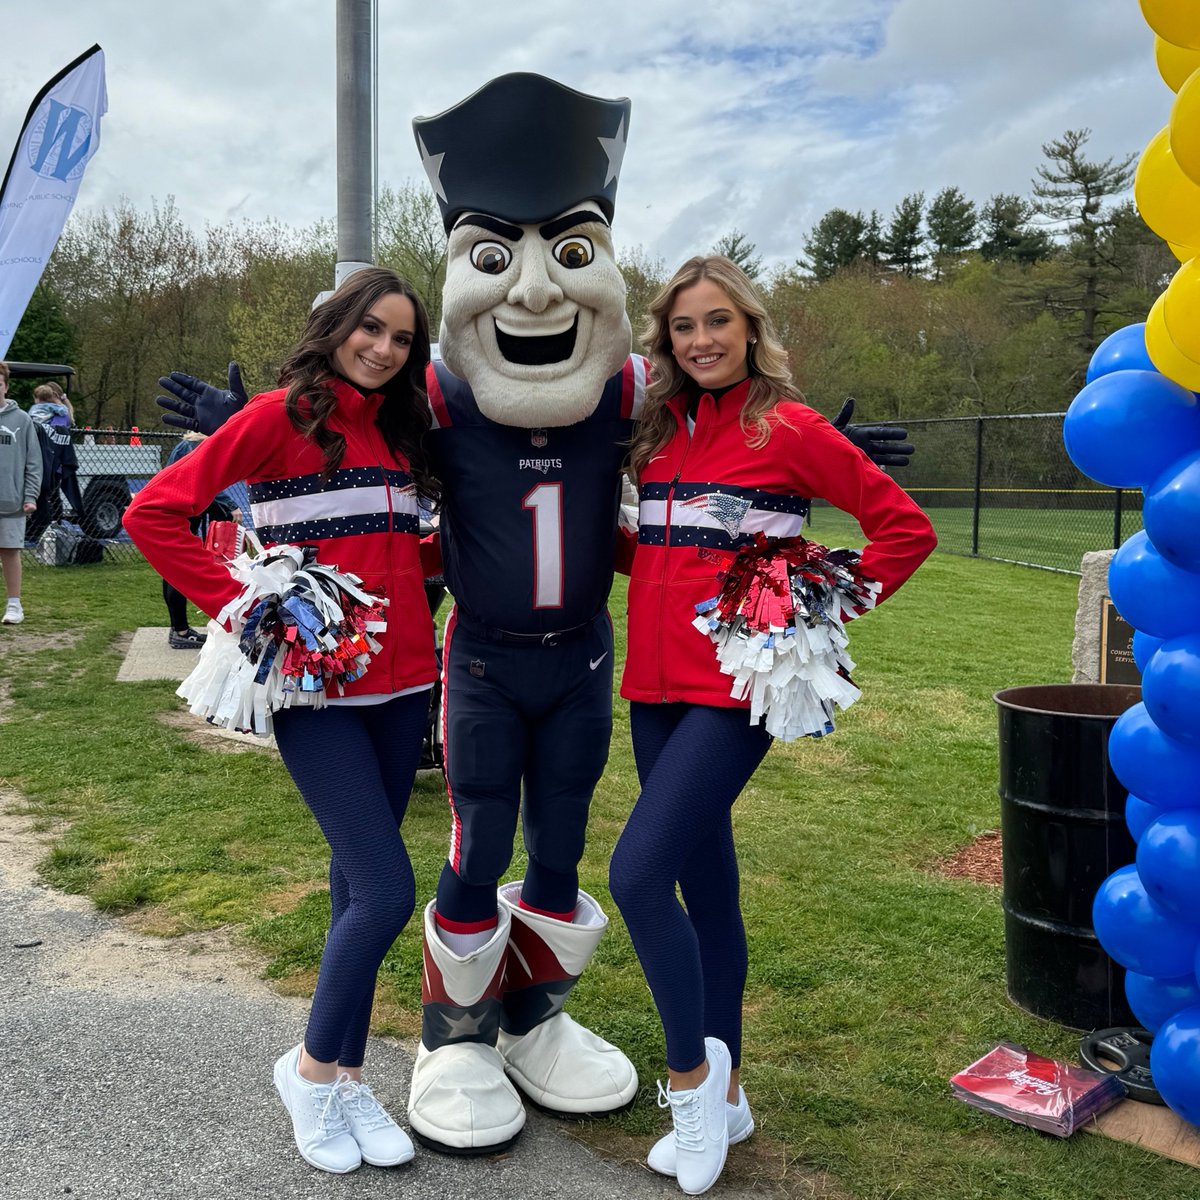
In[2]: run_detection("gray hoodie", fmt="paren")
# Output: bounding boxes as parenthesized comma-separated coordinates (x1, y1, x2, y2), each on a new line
(0, 398, 43, 517)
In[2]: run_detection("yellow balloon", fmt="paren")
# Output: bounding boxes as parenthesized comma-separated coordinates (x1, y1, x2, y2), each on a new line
(1169, 68, 1200, 187)
(1169, 238, 1200, 262)
(1142, 0, 1200, 51)
(1156, 36, 1200, 91)
(1163, 259, 1200, 356)
(1136, 127, 1200, 245)
(1146, 293, 1200, 390)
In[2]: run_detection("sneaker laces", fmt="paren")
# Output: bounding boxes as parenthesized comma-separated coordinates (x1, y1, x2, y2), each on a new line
(336, 1077, 395, 1132)
(657, 1079, 704, 1152)
(305, 1077, 352, 1140)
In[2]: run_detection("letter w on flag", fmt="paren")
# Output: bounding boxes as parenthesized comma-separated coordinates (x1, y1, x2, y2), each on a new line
(0, 44, 107, 357)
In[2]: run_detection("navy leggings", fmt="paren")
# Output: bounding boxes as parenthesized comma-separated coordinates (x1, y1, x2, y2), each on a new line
(609, 702, 771, 1073)
(272, 691, 427, 1067)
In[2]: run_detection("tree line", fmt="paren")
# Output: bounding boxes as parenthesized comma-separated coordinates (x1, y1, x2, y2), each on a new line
(6, 129, 1172, 430)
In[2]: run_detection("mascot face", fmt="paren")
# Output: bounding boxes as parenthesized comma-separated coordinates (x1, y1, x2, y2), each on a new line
(440, 200, 631, 427)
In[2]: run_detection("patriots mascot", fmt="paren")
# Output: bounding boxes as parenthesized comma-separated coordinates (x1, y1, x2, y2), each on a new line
(403, 74, 642, 1154)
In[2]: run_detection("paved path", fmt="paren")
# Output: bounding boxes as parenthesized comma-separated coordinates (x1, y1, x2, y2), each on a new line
(0, 812, 685, 1200)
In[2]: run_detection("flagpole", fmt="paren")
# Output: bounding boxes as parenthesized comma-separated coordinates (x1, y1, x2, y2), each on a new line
(334, 0, 375, 289)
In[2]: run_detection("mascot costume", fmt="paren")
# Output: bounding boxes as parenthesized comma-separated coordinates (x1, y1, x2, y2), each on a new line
(403, 73, 641, 1154)
(157, 71, 911, 1158)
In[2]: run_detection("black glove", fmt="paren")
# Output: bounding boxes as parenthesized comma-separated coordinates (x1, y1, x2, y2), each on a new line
(832, 397, 914, 469)
(156, 362, 249, 435)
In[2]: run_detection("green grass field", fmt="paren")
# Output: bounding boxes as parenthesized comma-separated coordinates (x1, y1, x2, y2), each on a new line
(808, 503, 1143, 574)
(2, 552, 1196, 1200)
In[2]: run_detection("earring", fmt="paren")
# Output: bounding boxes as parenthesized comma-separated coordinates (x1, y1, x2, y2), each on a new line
(749, 337, 757, 344)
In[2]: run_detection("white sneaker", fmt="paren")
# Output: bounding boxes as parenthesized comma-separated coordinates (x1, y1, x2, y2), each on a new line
(657, 1037, 732, 1195)
(647, 1085, 754, 1176)
(272, 1046, 361, 1174)
(336, 1077, 415, 1167)
(2, 599, 23, 625)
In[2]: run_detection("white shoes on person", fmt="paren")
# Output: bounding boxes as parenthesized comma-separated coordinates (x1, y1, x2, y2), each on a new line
(272, 1046, 413, 1173)
(2, 598, 23, 625)
(273, 1046, 361, 1174)
(336, 1077, 415, 1166)
(646, 1084, 754, 1177)
(656, 1037, 733, 1195)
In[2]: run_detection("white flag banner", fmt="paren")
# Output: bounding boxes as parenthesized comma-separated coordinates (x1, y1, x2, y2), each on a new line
(0, 44, 107, 357)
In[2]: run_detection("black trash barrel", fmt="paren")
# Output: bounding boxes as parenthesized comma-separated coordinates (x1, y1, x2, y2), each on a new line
(994, 683, 1141, 1031)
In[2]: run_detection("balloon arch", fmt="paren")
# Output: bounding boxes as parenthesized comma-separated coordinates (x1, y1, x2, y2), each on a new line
(1063, 0, 1200, 1126)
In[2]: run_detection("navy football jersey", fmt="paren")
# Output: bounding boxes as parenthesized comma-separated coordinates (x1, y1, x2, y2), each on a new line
(427, 356, 647, 635)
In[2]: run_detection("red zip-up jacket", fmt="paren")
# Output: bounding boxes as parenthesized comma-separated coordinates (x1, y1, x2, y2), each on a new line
(123, 380, 437, 698)
(620, 380, 937, 707)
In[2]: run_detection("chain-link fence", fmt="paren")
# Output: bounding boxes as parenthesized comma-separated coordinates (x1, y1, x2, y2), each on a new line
(21, 427, 253, 567)
(809, 412, 1138, 574)
(27, 413, 1128, 575)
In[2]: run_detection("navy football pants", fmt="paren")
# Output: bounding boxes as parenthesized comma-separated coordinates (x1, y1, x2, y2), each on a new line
(273, 691, 427, 1066)
(436, 608, 614, 922)
(609, 702, 772, 1073)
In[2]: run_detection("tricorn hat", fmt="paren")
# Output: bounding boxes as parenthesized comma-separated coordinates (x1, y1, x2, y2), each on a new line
(412, 73, 631, 232)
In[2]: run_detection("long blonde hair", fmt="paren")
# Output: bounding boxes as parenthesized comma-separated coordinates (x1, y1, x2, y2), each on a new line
(629, 255, 801, 480)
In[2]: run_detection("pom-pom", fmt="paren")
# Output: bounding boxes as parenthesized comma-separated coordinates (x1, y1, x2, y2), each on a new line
(693, 532, 879, 741)
(177, 534, 388, 736)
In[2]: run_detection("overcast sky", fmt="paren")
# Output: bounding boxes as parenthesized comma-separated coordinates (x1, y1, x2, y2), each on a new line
(0, 0, 1175, 273)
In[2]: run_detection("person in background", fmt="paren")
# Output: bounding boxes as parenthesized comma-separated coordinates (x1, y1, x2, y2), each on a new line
(159, 431, 241, 649)
(124, 267, 439, 1175)
(27, 384, 84, 546)
(30, 381, 75, 427)
(610, 256, 937, 1196)
(0, 361, 43, 626)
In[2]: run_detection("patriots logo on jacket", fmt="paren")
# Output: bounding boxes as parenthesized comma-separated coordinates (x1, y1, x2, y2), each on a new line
(678, 492, 752, 538)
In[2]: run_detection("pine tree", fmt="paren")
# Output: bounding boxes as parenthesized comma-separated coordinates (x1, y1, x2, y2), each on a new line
(926, 187, 977, 278)
(1032, 128, 1136, 350)
(884, 193, 926, 277)
(978, 194, 1053, 265)
(712, 229, 763, 280)
(801, 209, 867, 281)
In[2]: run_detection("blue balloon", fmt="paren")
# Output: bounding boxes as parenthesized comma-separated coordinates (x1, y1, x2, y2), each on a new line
(1150, 1006, 1200, 1124)
(1133, 629, 1164, 673)
(1127, 793, 1164, 841)
(1063, 369, 1200, 489)
(1138, 810, 1200, 917)
(1142, 632, 1200, 745)
(1093, 863, 1200, 977)
(1108, 530, 1200, 639)
(1144, 450, 1200, 574)
(1109, 702, 1200, 808)
(1087, 323, 1156, 383)
(1126, 971, 1200, 1034)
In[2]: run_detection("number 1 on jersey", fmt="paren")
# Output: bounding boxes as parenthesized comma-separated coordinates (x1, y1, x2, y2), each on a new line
(523, 482, 564, 609)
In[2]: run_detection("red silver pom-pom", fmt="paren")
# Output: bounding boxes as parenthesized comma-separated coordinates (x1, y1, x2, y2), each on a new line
(178, 534, 388, 736)
(693, 532, 880, 741)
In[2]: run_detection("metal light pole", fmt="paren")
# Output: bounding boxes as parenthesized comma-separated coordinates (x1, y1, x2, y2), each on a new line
(334, 0, 375, 289)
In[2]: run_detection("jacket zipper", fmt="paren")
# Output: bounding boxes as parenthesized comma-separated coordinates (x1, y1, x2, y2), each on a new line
(369, 405, 398, 690)
(658, 399, 700, 702)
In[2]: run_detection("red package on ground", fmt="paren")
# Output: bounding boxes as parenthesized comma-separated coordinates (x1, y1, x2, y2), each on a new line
(205, 520, 245, 562)
(950, 1042, 1126, 1136)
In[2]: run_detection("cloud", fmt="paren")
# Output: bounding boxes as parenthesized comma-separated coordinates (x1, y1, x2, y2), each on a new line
(0, 0, 1173, 274)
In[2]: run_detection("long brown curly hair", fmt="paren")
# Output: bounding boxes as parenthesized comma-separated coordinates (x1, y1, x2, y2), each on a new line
(278, 266, 439, 502)
(629, 255, 802, 480)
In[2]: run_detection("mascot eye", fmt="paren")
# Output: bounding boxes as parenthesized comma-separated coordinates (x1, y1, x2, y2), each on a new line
(471, 241, 512, 274)
(553, 236, 593, 269)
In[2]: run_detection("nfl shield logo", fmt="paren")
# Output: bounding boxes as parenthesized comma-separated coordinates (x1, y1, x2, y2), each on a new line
(531, 428, 548, 448)
(470, 659, 486, 678)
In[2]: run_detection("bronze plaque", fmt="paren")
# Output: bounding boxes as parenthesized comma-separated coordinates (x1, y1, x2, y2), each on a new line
(1100, 597, 1141, 685)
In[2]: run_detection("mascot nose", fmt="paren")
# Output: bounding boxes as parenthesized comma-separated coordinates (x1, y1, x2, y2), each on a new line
(506, 244, 564, 313)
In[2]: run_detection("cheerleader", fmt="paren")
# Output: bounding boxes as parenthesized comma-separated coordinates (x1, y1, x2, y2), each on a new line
(124, 267, 439, 1174)
(610, 256, 936, 1195)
